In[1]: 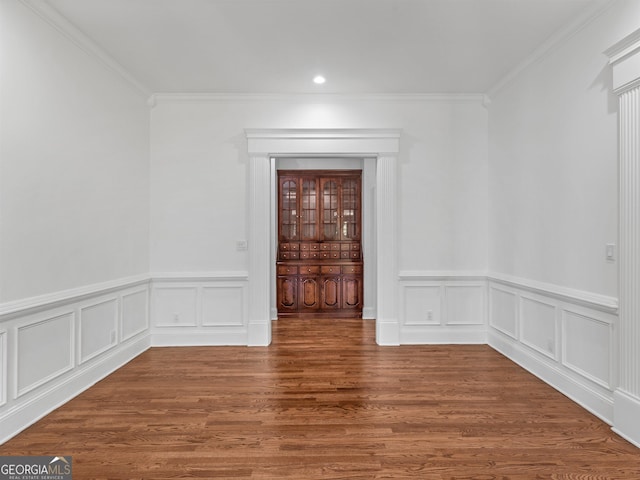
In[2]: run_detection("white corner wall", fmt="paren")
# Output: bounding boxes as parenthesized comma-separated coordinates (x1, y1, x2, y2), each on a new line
(0, 0, 151, 443)
(487, 0, 640, 434)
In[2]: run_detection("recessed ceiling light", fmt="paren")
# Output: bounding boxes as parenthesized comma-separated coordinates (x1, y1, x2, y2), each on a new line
(313, 75, 326, 85)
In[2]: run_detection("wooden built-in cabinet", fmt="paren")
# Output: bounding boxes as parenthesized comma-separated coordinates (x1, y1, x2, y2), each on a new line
(277, 170, 363, 318)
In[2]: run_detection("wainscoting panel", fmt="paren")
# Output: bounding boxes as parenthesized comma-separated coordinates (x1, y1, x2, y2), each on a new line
(0, 276, 151, 444)
(150, 273, 249, 345)
(398, 274, 486, 343)
(202, 285, 245, 327)
(121, 288, 149, 342)
(489, 285, 518, 339)
(488, 275, 618, 424)
(446, 284, 485, 325)
(520, 294, 558, 360)
(152, 286, 198, 327)
(17, 312, 74, 397)
(402, 285, 442, 326)
(79, 298, 118, 365)
(0, 330, 6, 408)
(562, 308, 613, 389)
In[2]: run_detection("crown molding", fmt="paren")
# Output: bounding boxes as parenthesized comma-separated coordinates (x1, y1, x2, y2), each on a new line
(605, 27, 640, 64)
(19, 0, 151, 98)
(487, 0, 616, 98)
(151, 92, 486, 104)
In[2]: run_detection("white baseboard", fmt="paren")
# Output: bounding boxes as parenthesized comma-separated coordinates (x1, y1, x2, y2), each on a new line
(401, 326, 487, 344)
(613, 389, 640, 448)
(152, 330, 248, 346)
(0, 334, 149, 444)
(489, 330, 614, 424)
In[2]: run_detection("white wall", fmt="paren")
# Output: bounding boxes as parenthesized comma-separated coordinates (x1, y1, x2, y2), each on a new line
(150, 96, 488, 275)
(0, 0, 151, 443)
(488, 0, 640, 298)
(487, 0, 640, 426)
(0, 0, 151, 303)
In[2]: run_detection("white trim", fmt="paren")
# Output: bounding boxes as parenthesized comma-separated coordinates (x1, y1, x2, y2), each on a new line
(0, 330, 7, 408)
(399, 271, 487, 281)
(605, 27, 640, 65)
(19, 0, 150, 97)
(489, 330, 614, 425)
(153, 93, 485, 104)
(0, 274, 150, 319)
(15, 313, 75, 398)
(487, 0, 616, 98)
(488, 272, 618, 314)
(246, 129, 401, 346)
(613, 389, 640, 448)
(151, 272, 249, 282)
(0, 335, 149, 445)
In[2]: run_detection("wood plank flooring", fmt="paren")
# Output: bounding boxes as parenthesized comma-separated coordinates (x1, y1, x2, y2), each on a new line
(2, 318, 640, 479)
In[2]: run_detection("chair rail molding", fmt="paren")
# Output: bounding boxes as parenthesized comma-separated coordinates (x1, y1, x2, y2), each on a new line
(245, 129, 401, 345)
(607, 27, 640, 448)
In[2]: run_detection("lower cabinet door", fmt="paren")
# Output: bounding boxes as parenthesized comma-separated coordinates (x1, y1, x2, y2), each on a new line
(321, 276, 341, 310)
(277, 276, 298, 312)
(342, 276, 362, 309)
(298, 276, 320, 311)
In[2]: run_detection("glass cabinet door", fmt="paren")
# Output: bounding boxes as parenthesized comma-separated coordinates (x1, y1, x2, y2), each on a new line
(321, 179, 339, 240)
(301, 179, 317, 240)
(280, 179, 298, 241)
(341, 178, 359, 240)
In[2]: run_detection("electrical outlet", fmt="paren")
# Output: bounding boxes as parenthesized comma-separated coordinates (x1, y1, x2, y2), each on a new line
(173, 313, 180, 323)
(427, 310, 433, 322)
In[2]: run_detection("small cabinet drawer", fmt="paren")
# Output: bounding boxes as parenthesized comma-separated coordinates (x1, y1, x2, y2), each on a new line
(301, 251, 320, 260)
(331, 244, 341, 251)
(278, 265, 298, 275)
(280, 252, 299, 260)
(320, 251, 331, 259)
(342, 265, 362, 274)
(280, 243, 290, 251)
(351, 252, 360, 259)
(320, 243, 331, 251)
(301, 243, 320, 251)
(351, 243, 360, 251)
(300, 265, 320, 275)
(321, 265, 340, 275)
(290, 243, 300, 251)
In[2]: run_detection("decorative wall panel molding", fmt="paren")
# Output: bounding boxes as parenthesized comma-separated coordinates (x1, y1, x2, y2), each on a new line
(398, 274, 486, 344)
(0, 278, 151, 444)
(488, 278, 616, 424)
(16, 313, 74, 397)
(79, 298, 119, 365)
(0, 330, 6, 408)
(150, 274, 249, 346)
(121, 289, 149, 342)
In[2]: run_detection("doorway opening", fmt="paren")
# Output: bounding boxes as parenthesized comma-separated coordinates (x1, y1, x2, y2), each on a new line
(275, 167, 364, 319)
(245, 129, 400, 346)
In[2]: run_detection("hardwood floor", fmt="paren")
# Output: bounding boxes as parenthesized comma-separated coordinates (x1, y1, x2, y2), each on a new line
(2, 318, 640, 479)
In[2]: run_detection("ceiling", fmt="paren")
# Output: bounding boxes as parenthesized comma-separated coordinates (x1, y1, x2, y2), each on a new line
(43, 0, 605, 94)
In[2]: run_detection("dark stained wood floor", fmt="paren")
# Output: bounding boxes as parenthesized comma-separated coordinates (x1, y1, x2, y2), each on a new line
(2, 318, 640, 479)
